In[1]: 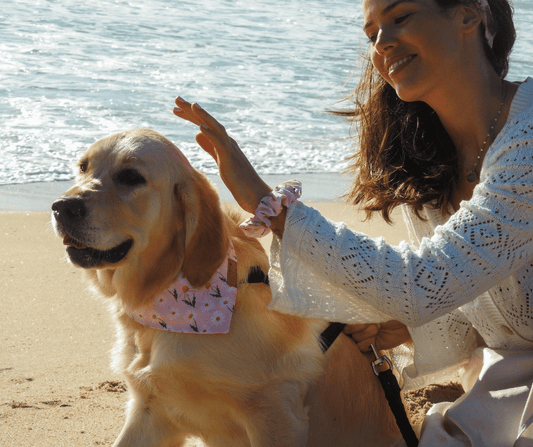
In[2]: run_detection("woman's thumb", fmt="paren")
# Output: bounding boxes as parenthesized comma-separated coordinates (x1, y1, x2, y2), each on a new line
(195, 133, 218, 161)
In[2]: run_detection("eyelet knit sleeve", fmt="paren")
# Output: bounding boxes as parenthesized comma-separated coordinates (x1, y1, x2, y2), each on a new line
(268, 102, 533, 333)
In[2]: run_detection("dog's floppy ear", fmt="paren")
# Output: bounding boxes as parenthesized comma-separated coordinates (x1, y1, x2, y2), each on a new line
(175, 175, 229, 288)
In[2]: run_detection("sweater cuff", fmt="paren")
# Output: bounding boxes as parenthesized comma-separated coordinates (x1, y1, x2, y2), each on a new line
(267, 201, 314, 315)
(279, 200, 314, 256)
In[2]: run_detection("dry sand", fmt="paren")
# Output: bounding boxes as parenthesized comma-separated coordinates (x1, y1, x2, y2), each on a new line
(0, 202, 458, 446)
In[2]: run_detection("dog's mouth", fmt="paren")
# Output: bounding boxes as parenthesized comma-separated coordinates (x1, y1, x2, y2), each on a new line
(63, 235, 133, 268)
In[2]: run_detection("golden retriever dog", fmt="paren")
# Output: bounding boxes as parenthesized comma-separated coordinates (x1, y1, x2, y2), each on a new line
(51, 129, 404, 447)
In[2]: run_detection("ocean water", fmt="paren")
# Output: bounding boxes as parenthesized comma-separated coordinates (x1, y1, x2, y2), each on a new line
(1, 0, 532, 185)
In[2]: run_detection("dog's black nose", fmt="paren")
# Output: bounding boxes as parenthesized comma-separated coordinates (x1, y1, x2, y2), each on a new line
(52, 198, 87, 221)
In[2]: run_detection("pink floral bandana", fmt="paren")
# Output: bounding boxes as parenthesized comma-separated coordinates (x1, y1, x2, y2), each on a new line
(127, 242, 238, 334)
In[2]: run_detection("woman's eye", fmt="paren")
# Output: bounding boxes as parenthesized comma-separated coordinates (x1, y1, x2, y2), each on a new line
(395, 13, 411, 25)
(115, 169, 146, 187)
(366, 28, 378, 43)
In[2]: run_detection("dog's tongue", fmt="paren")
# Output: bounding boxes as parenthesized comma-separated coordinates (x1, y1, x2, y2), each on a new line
(63, 235, 87, 250)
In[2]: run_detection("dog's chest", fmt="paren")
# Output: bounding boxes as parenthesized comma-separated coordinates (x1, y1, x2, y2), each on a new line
(142, 358, 248, 433)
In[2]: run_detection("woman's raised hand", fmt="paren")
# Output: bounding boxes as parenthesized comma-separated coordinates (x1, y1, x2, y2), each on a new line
(173, 97, 271, 215)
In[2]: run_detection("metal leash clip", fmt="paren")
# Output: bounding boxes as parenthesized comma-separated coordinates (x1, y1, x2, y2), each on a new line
(370, 343, 393, 376)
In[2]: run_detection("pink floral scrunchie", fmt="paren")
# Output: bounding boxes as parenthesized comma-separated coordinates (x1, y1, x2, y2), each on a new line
(239, 180, 302, 238)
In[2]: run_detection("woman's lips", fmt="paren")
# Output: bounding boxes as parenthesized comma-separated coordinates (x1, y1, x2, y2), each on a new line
(387, 54, 417, 76)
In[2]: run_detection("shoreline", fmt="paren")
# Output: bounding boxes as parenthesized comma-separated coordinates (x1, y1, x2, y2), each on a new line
(0, 173, 352, 213)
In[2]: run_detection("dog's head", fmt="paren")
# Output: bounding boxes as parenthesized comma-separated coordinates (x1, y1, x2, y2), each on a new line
(52, 129, 229, 303)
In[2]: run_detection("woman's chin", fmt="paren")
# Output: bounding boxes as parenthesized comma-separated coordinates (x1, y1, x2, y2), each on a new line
(392, 82, 424, 103)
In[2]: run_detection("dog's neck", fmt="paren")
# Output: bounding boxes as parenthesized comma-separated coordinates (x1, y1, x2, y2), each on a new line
(124, 241, 238, 334)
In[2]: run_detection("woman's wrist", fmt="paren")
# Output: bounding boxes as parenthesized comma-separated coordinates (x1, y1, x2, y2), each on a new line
(238, 181, 301, 238)
(269, 207, 287, 238)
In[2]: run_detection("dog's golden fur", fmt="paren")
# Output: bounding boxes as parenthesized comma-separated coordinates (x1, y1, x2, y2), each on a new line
(52, 129, 403, 447)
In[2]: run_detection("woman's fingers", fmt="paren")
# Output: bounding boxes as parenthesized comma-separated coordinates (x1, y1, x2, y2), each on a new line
(172, 106, 202, 126)
(174, 96, 238, 165)
(173, 107, 202, 127)
(344, 324, 379, 352)
(173, 97, 203, 127)
(344, 321, 412, 352)
(191, 102, 227, 137)
(174, 97, 231, 152)
(174, 97, 225, 161)
(376, 320, 412, 350)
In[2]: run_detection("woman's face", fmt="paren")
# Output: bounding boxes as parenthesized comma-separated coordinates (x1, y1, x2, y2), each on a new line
(362, 0, 465, 103)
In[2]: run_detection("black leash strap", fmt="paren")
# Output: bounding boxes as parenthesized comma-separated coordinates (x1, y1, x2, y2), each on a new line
(370, 344, 419, 447)
(319, 322, 346, 353)
(247, 266, 269, 285)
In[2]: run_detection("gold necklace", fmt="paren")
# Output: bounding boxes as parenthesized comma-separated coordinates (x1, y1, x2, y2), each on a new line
(463, 84, 506, 184)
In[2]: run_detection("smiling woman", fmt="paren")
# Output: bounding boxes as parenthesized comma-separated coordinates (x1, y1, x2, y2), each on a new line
(343, 0, 516, 221)
(173, 0, 533, 445)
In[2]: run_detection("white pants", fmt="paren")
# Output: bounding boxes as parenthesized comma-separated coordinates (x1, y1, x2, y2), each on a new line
(419, 348, 533, 447)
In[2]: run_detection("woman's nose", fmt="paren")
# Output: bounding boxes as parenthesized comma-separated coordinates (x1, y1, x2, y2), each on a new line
(375, 28, 397, 54)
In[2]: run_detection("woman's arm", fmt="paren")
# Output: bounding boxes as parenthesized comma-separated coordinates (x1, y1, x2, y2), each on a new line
(173, 96, 533, 329)
(270, 127, 533, 327)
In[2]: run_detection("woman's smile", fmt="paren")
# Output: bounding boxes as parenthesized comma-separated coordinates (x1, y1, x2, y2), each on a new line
(387, 54, 417, 77)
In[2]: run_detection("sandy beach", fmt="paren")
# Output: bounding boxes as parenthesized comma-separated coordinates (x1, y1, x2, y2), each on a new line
(0, 178, 446, 446)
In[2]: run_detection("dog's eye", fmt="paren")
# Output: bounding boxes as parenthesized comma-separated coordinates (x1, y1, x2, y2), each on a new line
(115, 169, 146, 187)
(79, 160, 88, 173)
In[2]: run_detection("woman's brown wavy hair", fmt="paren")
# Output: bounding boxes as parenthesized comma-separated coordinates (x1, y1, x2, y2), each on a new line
(339, 0, 515, 223)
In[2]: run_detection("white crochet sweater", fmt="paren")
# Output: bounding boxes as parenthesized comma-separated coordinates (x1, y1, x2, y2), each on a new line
(268, 78, 533, 389)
